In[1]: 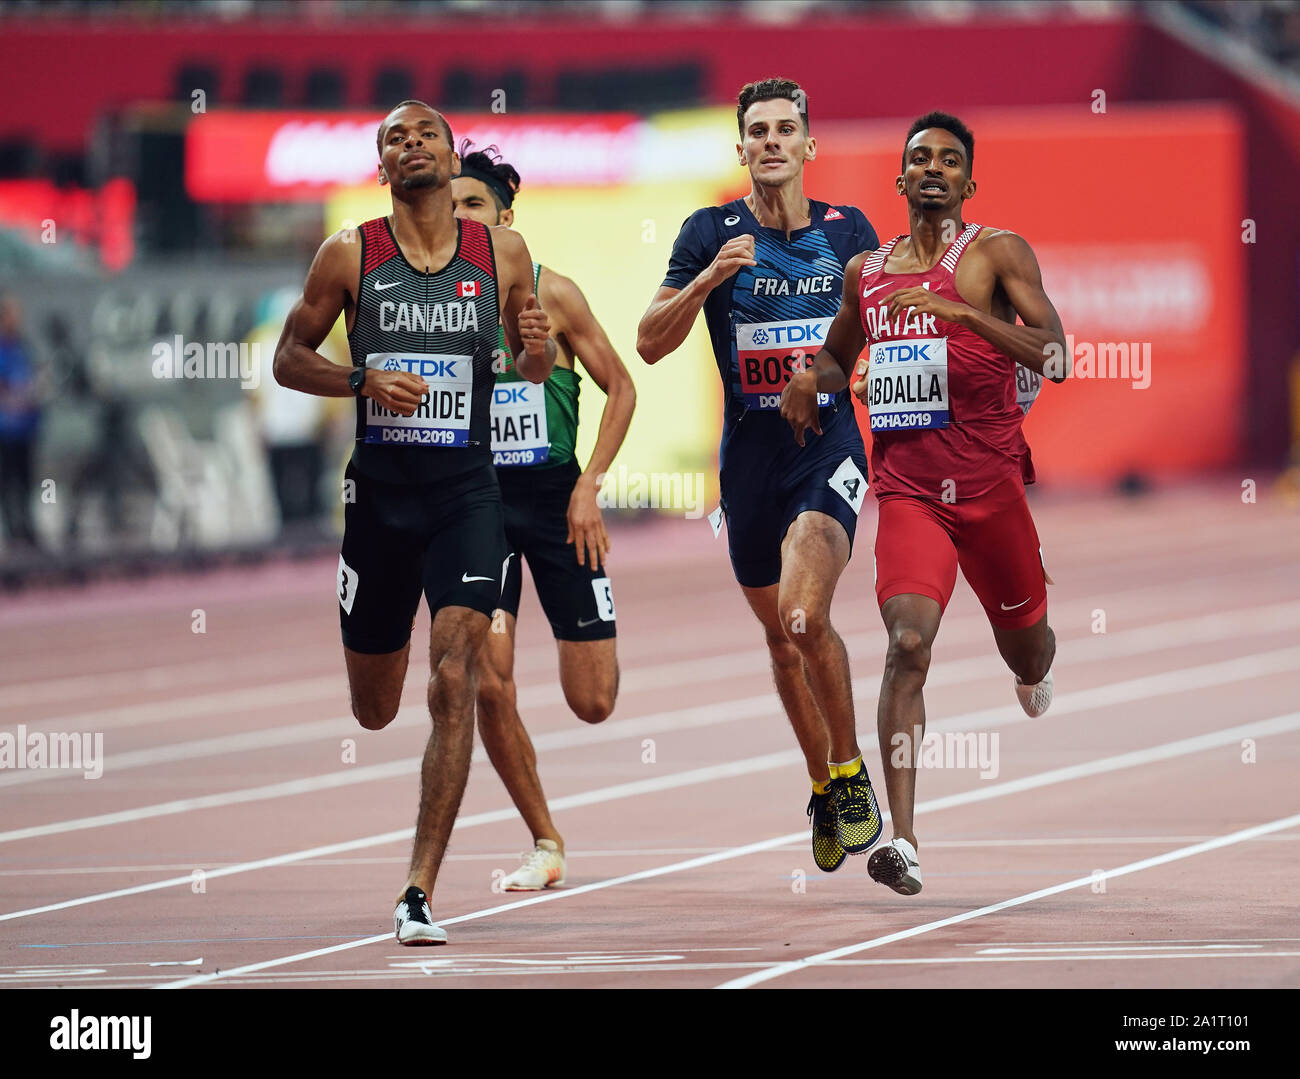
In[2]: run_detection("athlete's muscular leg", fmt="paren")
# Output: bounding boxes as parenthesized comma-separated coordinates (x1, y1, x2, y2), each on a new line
(741, 583, 832, 783)
(991, 614, 1055, 686)
(475, 611, 564, 849)
(557, 638, 619, 725)
(877, 593, 943, 850)
(777, 511, 859, 764)
(344, 643, 412, 731)
(407, 605, 490, 897)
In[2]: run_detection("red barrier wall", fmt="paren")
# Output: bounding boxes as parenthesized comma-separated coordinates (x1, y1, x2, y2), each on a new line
(793, 105, 1246, 484)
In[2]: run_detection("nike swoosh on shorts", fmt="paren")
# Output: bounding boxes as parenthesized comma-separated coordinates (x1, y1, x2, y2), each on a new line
(462, 573, 494, 583)
(1000, 597, 1031, 611)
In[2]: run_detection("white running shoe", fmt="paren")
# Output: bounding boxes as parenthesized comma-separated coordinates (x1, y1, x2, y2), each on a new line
(394, 885, 447, 946)
(867, 837, 923, 895)
(500, 839, 566, 891)
(1015, 669, 1054, 718)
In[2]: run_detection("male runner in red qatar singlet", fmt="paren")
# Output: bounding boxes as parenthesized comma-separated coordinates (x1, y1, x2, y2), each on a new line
(782, 111, 1068, 895)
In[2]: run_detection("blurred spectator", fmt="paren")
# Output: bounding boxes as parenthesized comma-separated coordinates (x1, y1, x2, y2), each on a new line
(1180, 0, 1300, 73)
(0, 294, 43, 548)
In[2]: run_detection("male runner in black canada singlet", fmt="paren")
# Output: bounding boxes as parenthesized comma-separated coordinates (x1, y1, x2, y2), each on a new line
(273, 100, 556, 945)
(638, 78, 884, 875)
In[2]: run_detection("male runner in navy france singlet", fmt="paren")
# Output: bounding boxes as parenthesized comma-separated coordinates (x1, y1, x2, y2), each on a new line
(272, 100, 556, 946)
(638, 77, 884, 879)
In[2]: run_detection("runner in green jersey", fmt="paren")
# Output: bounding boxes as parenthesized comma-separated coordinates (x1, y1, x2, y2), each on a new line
(452, 142, 637, 890)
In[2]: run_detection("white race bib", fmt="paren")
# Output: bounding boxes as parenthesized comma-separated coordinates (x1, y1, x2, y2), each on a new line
(865, 337, 950, 432)
(364, 353, 473, 447)
(490, 381, 549, 467)
(1015, 363, 1042, 416)
(735, 316, 833, 411)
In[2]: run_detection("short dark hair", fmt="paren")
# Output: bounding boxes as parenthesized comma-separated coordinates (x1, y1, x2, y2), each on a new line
(903, 111, 974, 175)
(736, 77, 808, 135)
(456, 140, 522, 211)
(376, 100, 454, 153)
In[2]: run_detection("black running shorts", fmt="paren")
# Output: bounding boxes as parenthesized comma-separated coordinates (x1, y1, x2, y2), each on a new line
(495, 459, 617, 642)
(337, 460, 508, 654)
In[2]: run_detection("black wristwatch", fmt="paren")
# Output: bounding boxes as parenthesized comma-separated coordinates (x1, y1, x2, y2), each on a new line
(348, 367, 367, 396)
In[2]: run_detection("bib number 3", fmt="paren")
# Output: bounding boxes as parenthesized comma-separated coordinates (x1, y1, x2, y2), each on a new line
(337, 555, 359, 616)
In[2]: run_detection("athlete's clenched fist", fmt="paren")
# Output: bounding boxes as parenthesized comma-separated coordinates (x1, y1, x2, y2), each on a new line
(518, 294, 552, 360)
(702, 234, 758, 288)
(363, 369, 428, 416)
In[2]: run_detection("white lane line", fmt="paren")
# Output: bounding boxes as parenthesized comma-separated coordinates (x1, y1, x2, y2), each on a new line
(714, 810, 1300, 989)
(156, 950, 1300, 988)
(0, 750, 802, 925)
(7, 677, 342, 739)
(7, 597, 1300, 795)
(23, 948, 1300, 988)
(12, 833, 1300, 877)
(5, 634, 1294, 842)
(974, 943, 1261, 954)
(954, 937, 1300, 947)
(0, 654, 331, 711)
(153, 712, 1300, 989)
(14, 587, 1300, 742)
(10, 629, 1300, 842)
(6, 626, 1299, 835)
(0, 760, 419, 844)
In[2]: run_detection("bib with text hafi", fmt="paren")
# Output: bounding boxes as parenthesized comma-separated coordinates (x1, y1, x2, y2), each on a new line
(865, 337, 950, 431)
(736, 317, 833, 411)
(363, 353, 473, 447)
(490, 381, 550, 467)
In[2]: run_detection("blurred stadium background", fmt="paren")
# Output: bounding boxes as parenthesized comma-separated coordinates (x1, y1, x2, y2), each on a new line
(0, 0, 1298, 586)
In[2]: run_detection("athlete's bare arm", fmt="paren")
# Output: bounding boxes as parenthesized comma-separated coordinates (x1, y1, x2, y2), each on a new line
(636, 234, 757, 364)
(976, 231, 1069, 382)
(541, 268, 637, 569)
(495, 227, 556, 384)
(273, 230, 427, 415)
(880, 231, 1068, 383)
(780, 251, 868, 446)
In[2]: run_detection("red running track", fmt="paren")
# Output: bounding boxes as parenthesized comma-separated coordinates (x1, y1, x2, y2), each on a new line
(1, 481, 1297, 989)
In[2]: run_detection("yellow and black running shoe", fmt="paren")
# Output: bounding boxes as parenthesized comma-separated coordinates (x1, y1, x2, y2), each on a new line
(832, 764, 883, 854)
(807, 789, 846, 872)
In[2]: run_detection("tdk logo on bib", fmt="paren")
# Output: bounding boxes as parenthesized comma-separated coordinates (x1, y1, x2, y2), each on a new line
(750, 323, 825, 346)
(873, 341, 938, 364)
(493, 386, 530, 405)
(736, 317, 833, 411)
(379, 356, 463, 379)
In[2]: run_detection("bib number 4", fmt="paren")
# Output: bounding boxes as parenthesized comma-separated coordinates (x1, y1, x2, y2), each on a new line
(828, 458, 867, 515)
